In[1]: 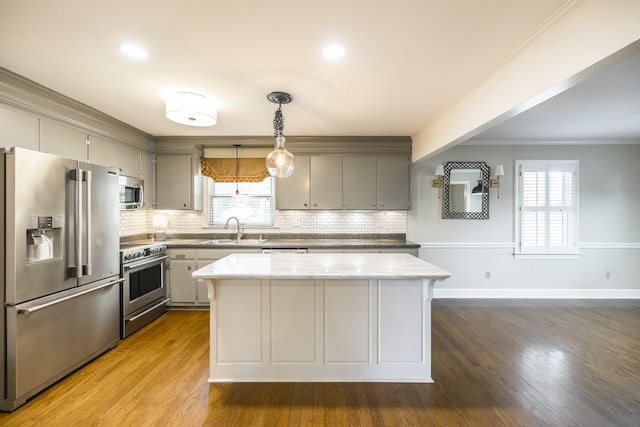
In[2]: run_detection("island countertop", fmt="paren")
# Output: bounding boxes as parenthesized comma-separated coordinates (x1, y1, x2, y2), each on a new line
(192, 252, 450, 383)
(192, 253, 450, 280)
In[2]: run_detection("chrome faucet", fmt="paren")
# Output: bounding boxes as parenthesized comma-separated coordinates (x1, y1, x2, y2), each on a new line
(224, 216, 244, 241)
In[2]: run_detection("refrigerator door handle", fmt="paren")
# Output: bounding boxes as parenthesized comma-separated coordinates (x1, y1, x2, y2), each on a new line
(83, 170, 92, 276)
(68, 168, 83, 278)
(16, 278, 124, 315)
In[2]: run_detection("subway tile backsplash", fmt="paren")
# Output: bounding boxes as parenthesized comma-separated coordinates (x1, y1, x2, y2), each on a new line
(120, 209, 406, 236)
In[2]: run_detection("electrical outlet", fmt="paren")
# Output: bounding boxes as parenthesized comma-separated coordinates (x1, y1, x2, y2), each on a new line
(605, 271, 611, 279)
(485, 271, 491, 279)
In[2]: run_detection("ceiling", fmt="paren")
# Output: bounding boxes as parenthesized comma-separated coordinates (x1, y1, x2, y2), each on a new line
(469, 46, 640, 143)
(0, 0, 638, 143)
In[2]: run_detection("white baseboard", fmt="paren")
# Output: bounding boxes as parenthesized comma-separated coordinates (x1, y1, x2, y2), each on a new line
(433, 288, 640, 299)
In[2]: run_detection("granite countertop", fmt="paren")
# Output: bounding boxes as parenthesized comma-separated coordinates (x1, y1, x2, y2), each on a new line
(120, 234, 419, 250)
(192, 253, 450, 280)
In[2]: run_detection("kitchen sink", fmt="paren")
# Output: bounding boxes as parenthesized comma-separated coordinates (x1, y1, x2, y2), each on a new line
(200, 239, 267, 245)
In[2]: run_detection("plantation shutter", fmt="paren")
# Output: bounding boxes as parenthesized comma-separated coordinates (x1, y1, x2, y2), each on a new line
(518, 161, 577, 255)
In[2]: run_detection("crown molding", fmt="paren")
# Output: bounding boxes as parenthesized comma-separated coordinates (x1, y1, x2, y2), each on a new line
(0, 67, 153, 151)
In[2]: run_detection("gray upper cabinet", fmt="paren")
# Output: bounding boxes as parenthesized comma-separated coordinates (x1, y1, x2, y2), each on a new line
(376, 156, 410, 209)
(278, 154, 409, 210)
(89, 135, 140, 177)
(277, 155, 342, 210)
(342, 156, 410, 210)
(40, 119, 88, 161)
(276, 155, 311, 209)
(343, 156, 377, 209)
(310, 156, 342, 209)
(139, 151, 154, 209)
(155, 153, 202, 210)
(0, 104, 39, 151)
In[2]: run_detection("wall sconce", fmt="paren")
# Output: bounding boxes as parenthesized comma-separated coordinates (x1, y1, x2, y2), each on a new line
(152, 213, 169, 241)
(490, 165, 505, 198)
(432, 165, 444, 198)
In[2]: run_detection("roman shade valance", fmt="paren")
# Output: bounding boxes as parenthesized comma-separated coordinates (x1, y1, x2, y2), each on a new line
(200, 157, 270, 182)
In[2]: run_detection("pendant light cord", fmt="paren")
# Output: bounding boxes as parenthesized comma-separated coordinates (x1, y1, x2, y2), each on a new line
(234, 144, 240, 195)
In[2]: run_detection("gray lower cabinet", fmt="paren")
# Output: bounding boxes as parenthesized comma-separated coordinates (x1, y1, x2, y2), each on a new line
(168, 250, 196, 305)
(169, 249, 259, 307)
(155, 153, 202, 210)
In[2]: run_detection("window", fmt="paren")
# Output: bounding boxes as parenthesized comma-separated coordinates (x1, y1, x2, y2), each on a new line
(206, 177, 274, 226)
(515, 160, 578, 257)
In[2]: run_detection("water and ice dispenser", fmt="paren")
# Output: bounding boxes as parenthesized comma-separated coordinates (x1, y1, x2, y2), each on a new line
(26, 216, 62, 263)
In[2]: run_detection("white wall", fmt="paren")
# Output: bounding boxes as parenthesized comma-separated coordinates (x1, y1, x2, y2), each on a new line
(408, 144, 640, 298)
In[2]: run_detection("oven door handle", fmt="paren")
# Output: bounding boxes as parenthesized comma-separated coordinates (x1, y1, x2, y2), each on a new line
(125, 298, 170, 323)
(123, 255, 168, 270)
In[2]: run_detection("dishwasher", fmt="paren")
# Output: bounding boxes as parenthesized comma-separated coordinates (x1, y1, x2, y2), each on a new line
(261, 248, 308, 254)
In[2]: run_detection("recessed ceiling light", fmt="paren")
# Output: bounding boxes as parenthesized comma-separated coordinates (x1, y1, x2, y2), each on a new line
(119, 43, 148, 59)
(323, 44, 345, 60)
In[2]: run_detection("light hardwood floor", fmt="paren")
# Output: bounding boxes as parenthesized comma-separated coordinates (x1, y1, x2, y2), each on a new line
(1, 300, 639, 426)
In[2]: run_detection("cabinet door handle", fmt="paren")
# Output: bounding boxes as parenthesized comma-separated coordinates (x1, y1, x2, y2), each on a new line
(188, 265, 192, 271)
(176, 254, 186, 259)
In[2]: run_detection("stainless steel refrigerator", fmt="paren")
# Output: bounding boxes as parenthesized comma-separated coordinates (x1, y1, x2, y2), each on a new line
(1, 147, 121, 411)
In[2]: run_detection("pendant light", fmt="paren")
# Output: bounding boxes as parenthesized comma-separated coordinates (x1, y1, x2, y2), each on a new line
(233, 144, 242, 201)
(265, 92, 295, 178)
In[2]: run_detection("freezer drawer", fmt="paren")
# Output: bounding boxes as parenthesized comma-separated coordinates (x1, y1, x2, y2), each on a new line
(3, 277, 121, 410)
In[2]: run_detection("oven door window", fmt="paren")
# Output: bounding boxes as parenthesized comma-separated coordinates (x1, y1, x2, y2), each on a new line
(129, 263, 163, 302)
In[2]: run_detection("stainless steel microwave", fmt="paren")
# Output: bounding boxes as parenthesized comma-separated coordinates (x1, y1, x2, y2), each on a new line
(119, 175, 144, 210)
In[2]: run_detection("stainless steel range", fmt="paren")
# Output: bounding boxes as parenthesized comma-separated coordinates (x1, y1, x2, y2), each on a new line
(120, 242, 169, 338)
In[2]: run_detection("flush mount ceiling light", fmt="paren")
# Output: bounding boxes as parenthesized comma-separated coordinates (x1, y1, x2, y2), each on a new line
(165, 92, 217, 127)
(265, 91, 295, 178)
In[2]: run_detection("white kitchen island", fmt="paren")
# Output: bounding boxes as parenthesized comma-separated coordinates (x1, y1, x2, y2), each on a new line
(192, 253, 450, 383)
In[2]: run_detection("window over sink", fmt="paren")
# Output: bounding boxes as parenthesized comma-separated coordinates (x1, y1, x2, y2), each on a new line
(205, 177, 274, 227)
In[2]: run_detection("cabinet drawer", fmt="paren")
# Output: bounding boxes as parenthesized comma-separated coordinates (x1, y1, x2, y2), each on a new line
(170, 249, 195, 259)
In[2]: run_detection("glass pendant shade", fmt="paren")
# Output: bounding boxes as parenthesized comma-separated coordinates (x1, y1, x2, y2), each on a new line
(266, 92, 294, 178)
(266, 135, 295, 178)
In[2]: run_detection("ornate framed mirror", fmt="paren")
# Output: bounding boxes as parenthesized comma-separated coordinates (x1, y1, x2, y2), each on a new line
(442, 161, 489, 219)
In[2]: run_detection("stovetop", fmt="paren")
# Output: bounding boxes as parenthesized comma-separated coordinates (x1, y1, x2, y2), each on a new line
(120, 241, 167, 263)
